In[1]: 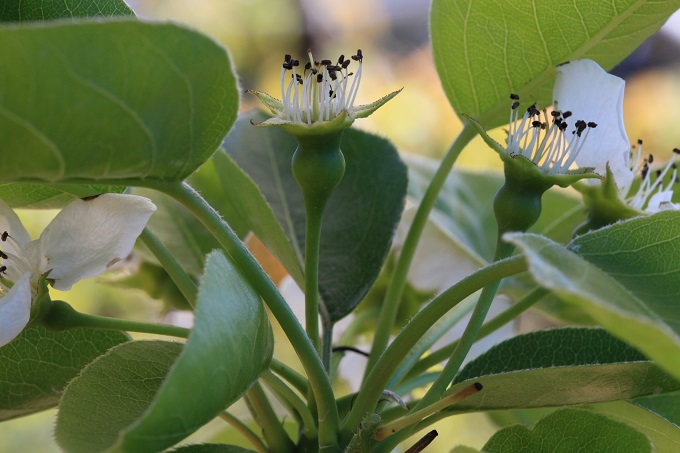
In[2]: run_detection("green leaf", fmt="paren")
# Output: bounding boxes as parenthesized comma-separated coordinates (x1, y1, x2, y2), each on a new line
(116, 251, 273, 452)
(55, 340, 183, 453)
(0, 184, 126, 209)
(592, 401, 680, 452)
(56, 251, 273, 453)
(222, 111, 408, 321)
(169, 445, 257, 453)
(482, 408, 652, 452)
(451, 447, 480, 453)
(431, 0, 680, 129)
(506, 212, 680, 379)
(445, 328, 680, 412)
(0, 20, 238, 183)
(634, 392, 680, 425)
(0, 326, 128, 421)
(0, 0, 133, 22)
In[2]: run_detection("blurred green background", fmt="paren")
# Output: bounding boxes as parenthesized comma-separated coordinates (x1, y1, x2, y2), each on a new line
(3, 1, 680, 451)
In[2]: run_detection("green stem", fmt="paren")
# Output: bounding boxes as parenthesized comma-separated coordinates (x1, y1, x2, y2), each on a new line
(270, 358, 309, 395)
(139, 228, 198, 308)
(262, 370, 318, 440)
(152, 181, 340, 451)
(322, 322, 333, 374)
(375, 239, 516, 452)
(219, 411, 268, 453)
(406, 286, 548, 378)
(341, 255, 526, 440)
(303, 200, 325, 357)
(366, 125, 477, 377)
(42, 300, 190, 338)
(246, 383, 295, 453)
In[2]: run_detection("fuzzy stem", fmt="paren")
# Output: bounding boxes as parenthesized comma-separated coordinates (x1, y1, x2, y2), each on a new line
(219, 411, 268, 453)
(42, 300, 190, 338)
(246, 383, 295, 453)
(262, 370, 318, 440)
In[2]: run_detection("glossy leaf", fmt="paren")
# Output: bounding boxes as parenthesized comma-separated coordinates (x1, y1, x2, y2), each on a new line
(593, 401, 680, 452)
(0, 326, 128, 421)
(483, 408, 652, 452)
(634, 392, 680, 426)
(0, 20, 238, 183)
(116, 251, 273, 452)
(55, 340, 183, 453)
(222, 111, 407, 321)
(431, 0, 680, 129)
(56, 252, 273, 453)
(445, 328, 680, 412)
(506, 212, 680, 379)
(0, 0, 132, 22)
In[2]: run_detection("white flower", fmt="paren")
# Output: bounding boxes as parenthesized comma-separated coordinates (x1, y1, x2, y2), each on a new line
(619, 140, 679, 213)
(249, 49, 400, 135)
(0, 194, 156, 346)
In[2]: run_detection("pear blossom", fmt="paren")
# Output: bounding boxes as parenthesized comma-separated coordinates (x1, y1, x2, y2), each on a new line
(249, 49, 400, 135)
(0, 194, 156, 346)
(618, 141, 680, 213)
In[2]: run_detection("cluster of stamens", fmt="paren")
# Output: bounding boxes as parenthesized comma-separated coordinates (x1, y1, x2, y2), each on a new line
(0, 231, 32, 296)
(280, 49, 363, 124)
(622, 140, 680, 211)
(507, 94, 598, 173)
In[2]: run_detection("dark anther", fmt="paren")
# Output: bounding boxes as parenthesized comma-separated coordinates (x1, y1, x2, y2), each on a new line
(321, 59, 332, 66)
(554, 118, 562, 127)
(559, 121, 568, 131)
(338, 54, 345, 64)
(311, 68, 318, 75)
(648, 154, 654, 164)
(642, 164, 649, 180)
(305, 62, 311, 70)
(510, 93, 520, 100)
(638, 139, 643, 145)
(1, 232, 8, 242)
(656, 169, 663, 178)
(327, 65, 341, 72)
(562, 111, 572, 119)
(673, 148, 680, 155)
(511, 101, 520, 110)
(282, 62, 293, 70)
(587, 122, 598, 128)
(550, 110, 561, 117)
(294, 74, 303, 84)
(284, 54, 291, 62)
(292, 59, 300, 67)
(532, 120, 542, 127)
(342, 60, 351, 69)
(673, 163, 678, 170)
(0, 265, 6, 274)
(351, 49, 364, 61)
(0, 251, 7, 259)
(316, 73, 324, 83)
(329, 71, 338, 81)
(474, 382, 484, 391)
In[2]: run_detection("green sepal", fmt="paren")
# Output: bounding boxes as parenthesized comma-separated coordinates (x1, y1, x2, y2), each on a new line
(248, 88, 401, 138)
(573, 165, 642, 234)
(466, 114, 601, 188)
(29, 274, 52, 323)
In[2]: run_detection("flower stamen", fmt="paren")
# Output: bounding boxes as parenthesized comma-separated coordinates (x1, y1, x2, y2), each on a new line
(623, 140, 679, 212)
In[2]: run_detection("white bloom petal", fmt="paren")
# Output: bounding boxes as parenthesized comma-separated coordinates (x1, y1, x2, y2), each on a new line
(554, 59, 632, 187)
(0, 273, 32, 347)
(646, 190, 678, 213)
(0, 200, 31, 251)
(37, 194, 156, 290)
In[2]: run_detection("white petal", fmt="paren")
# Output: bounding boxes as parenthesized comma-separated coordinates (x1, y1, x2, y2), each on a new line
(0, 273, 32, 347)
(646, 191, 678, 213)
(37, 194, 156, 290)
(553, 59, 633, 188)
(0, 200, 31, 252)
